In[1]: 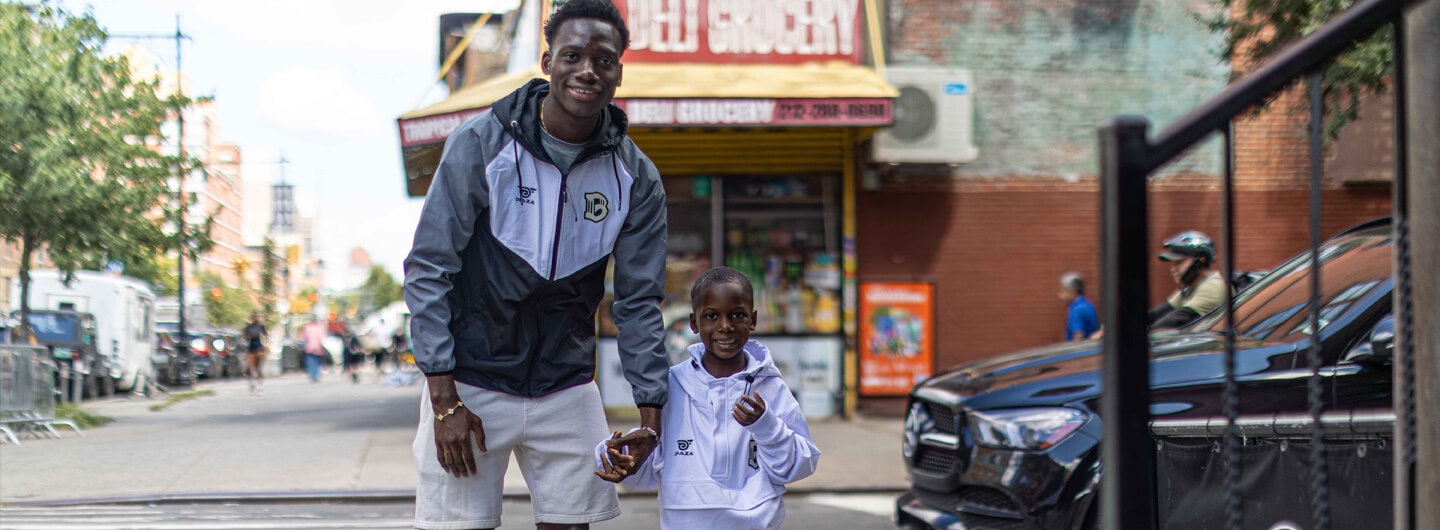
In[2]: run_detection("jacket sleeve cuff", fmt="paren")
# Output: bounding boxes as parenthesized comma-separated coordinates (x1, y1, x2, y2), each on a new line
(636, 403, 664, 409)
(419, 369, 454, 377)
(743, 406, 786, 443)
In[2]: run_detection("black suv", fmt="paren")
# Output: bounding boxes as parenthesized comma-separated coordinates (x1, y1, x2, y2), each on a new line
(896, 219, 1396, 529)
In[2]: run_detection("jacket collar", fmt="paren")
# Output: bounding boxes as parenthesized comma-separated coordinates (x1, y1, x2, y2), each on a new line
(492, 78, 629, 171)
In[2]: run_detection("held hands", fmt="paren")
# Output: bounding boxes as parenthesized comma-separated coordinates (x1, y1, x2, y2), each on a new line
(733, 391, 766, 426)
(429, 375, 486, 478)
(595, 431, 638, 483)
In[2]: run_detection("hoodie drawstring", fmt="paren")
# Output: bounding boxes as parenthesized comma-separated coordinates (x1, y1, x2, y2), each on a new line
(510, 123, 526, 193)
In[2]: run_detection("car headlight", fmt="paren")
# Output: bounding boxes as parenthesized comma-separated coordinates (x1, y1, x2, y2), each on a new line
(968, 407, 1088, 451)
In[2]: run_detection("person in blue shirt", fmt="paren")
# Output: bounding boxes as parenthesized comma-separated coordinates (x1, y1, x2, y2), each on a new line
(1058, 272, 1100, 341)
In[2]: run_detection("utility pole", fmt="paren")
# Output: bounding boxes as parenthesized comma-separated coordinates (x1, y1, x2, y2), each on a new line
(112, 16, 194, 368)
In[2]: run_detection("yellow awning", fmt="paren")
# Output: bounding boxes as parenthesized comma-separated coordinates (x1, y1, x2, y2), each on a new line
(400, 62, 897, 121)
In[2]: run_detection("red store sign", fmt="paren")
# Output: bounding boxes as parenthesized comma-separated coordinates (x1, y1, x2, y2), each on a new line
(613, 0, 864, 65)
(619, 97, 889, 126)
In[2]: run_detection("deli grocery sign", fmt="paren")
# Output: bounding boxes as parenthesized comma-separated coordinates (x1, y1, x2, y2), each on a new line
(614, 0, 863, 65)
(400, 97, 890, 146)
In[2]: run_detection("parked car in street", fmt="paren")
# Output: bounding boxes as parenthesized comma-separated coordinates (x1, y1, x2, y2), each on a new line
(14, 310, 112, 399)
(896, 219, 1396, 529)
(9, 270, 158, 394)
(152, 330, 194, 387)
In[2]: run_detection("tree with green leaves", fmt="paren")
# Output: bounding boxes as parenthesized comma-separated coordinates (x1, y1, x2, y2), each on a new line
(198, 271, 255, 329)
(360, 265, 402, 314)
(1208, 0, 1392, 138)
(0, 4, 209, 336)
(121, 253, 179, 296)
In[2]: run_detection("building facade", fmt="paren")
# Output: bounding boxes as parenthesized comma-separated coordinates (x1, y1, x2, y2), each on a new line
(854, 0, 1394, 412)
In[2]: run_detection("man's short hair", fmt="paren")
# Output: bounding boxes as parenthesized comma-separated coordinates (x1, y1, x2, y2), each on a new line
(544, 0, 630, 53)
(690, 267, 754, 309)
(1060, 272, 1084, 295)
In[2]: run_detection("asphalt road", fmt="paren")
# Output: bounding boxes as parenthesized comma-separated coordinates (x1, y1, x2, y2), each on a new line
(0, 494, 897, 529)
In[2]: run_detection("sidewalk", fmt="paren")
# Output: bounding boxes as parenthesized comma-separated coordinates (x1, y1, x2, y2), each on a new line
(0, 371, 906, 504)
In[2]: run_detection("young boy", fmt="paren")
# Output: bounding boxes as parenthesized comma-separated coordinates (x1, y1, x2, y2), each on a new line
(595, 267, 820, 529)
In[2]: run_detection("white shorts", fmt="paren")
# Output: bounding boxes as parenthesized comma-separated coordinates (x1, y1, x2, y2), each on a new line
(413, 380, 620, 529)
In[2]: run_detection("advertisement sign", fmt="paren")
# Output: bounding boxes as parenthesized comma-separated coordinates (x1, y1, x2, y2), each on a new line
(620, 97, 890, 126)
(859, 282, 933, 396)
(399, 96, 892, 147)
(612, 0, 864, 65)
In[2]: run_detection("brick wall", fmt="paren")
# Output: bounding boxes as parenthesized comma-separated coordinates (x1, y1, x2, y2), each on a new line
(885, 0, 1231, 179)
(856, 186, 1391, 372)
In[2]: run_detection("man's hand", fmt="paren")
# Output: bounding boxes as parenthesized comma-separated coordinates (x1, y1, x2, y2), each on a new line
(428, 374, 486, 478)
(608, 407, 661, 472)
(595, 431, 637, 483)
(733, 391, 766, 426)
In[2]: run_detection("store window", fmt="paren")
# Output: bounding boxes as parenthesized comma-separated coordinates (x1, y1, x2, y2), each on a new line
(598, 175, 841, 345)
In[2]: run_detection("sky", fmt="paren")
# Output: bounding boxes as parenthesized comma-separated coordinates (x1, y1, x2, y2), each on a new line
(64, 0, 520, 288)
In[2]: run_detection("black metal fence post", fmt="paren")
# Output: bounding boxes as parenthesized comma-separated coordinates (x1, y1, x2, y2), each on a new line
(1100, 116, 1157, 530)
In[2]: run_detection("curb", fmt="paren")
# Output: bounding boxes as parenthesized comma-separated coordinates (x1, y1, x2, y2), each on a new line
(2, 486, 909, 507)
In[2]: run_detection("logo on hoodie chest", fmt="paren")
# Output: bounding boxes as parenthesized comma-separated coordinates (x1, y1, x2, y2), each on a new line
(516, 186, 537, 205)
(675, 439, 695, 456)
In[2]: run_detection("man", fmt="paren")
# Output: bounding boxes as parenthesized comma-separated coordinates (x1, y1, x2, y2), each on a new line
(1058, 272, 1099, 341)
(403, 1, 669, 528)
(1150, 231, 1227, 330)
(242, 313, 268, 393)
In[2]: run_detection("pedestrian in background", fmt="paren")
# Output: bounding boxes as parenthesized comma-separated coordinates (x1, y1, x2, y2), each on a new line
(1058, 272, 1099, 341)
(243, 313, 269, 394)
(1152, 231, 1226, 330)
(301, 317, 326, 383)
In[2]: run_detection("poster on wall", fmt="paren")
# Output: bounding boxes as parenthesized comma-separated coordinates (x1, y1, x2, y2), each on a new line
(859, 282, 934, 396)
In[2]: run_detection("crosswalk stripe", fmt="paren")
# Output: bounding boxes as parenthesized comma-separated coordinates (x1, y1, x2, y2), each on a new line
(802, 493, 897, 518)
(0, 519, 414, 529)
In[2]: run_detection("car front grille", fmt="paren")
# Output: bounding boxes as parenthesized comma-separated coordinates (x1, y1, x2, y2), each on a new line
(915, 445, 958, 474)
(913, 485, 1023, 519)
(956, 486, 1021, 517)
(926, 402, 958, 433)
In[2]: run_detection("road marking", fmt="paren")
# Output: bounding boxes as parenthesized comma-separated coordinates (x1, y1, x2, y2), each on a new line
(804, 493, 896, 518)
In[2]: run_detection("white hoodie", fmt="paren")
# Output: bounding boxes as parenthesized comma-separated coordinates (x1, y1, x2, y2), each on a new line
(601, 340, 821, 529)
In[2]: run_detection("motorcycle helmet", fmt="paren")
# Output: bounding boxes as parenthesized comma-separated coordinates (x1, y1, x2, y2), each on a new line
(1159, 231, 1216, 285)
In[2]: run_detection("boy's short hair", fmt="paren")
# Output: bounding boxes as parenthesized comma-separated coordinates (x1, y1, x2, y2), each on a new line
(690, 267, 754, 309)
(544, 0, 630, 53)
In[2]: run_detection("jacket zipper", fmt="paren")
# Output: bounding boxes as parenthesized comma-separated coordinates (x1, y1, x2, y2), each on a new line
(548, 170, 568, 281)
(515, 118, 569, 282)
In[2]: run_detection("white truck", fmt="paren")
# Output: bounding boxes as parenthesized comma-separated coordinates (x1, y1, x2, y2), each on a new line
(9, 270, 158, 393)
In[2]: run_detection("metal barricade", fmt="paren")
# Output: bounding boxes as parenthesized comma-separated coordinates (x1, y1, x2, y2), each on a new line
(0, 345, 83, 444)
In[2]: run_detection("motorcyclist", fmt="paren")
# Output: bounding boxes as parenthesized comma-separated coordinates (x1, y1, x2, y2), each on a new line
(1150, 231, 1227, 330)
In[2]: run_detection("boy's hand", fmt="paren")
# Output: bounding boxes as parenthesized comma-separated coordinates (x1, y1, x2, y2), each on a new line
(595, 431, 636, 483)
(733, 391, 766, 426)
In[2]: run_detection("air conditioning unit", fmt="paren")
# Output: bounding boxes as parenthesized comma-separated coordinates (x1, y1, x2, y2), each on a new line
(872, 67, 978, 164)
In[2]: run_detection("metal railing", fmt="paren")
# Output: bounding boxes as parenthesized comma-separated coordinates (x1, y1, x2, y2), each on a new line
(1096, 0, 1420, 528)
(0, 345, 83, 444)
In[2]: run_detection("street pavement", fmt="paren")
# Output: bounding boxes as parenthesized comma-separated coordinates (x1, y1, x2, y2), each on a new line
(0, 494, 896, 529)
(0, 369, 907, 506)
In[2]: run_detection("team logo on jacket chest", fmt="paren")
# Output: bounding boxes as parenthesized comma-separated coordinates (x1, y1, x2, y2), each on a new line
(675, 439, 695, 456)
(516, 186, 537, 205)
(583, 192, 609, 222)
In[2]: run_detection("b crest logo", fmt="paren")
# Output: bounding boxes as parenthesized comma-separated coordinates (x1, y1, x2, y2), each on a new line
(583, 192, 609, 222)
